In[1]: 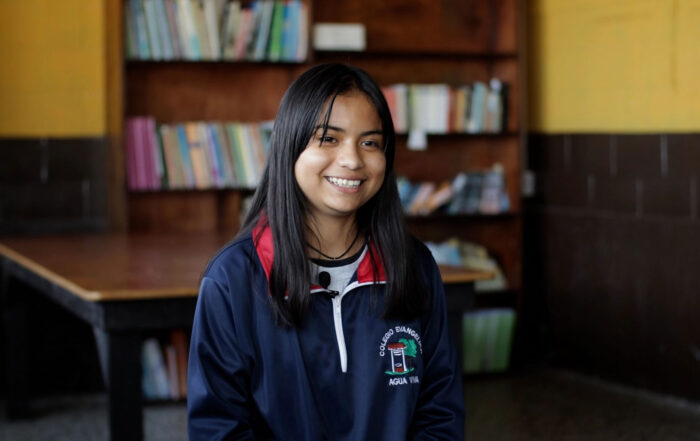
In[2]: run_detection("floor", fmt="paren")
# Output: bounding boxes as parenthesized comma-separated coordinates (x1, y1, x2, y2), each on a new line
(1, 368, 699, 440)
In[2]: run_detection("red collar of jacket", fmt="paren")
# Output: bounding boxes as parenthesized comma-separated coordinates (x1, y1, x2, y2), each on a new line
(252, 221, 387, 291)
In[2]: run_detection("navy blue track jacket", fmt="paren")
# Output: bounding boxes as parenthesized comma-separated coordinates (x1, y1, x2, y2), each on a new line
(187, 224, 464, 440)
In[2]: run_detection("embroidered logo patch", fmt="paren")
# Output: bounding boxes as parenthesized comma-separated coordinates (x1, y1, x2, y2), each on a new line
(379, 326, 423, 385)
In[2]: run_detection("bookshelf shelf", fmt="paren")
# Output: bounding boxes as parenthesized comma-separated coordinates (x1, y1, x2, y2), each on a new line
(395, 132, 520, 139)
(316, 50, 518, 61)
(125, 59, 309, 66)
(128, 187, 256, 194)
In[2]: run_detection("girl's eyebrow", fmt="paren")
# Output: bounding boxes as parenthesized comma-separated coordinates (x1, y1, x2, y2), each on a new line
(314, 125, 383, 137)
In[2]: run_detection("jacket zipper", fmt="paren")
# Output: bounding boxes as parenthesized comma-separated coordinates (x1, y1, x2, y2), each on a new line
(331, 293, 348, 373)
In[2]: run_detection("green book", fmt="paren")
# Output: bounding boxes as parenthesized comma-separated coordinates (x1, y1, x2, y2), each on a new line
(266, 2, 285, 61)
(492, 309, 516, 372)
(462, 312, 485, 373)
(226, 124, 248, 188)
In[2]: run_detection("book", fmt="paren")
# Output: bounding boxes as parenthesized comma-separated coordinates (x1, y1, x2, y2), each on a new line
(142, 338, 170, 399)
(164, 0, 183, 58)
(266, 1, 285, 62)
(253, 1, 275, 61)
(170, 330, 189, 398)
(164, 343, 180, 399)
(146, 117, 165, 189)
(154, 0, 174, 60)
(281, 0, 300, 61)
(296, 0, 308, 61)
(124, 5, 139, 58)
(185, 122, 209, 188)
(131, 0, 152, 59)
(202, 0, 221, 58)
(199, 123, 222, 187)
(221, 1, 242, 59)
(468, 82, 487, 133)
(142, 0, 163, 60)
(177, 0, 200, 59)
(233, 7, 254, 60)
(190, 0, 211, 60)
(462, 309, 515, 373)
(226, 123, 248, 187)
(245, 1, 264, 60)
(175, 124, 195, 187)
(159, 125, 183, 188)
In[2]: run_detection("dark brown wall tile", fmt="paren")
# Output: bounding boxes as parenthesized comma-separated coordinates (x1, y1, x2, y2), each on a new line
(0, 181, 86, 220)
(666, 134, 700, 177)
(48, 138, 107, 182)
(540, 173, 589, 208)
(642, 177, 692, 217)
(590, 176, 637, 214)
(571, 134, 611, 176)
(0, 139, 45, 183)
(616, 134, 661, 177)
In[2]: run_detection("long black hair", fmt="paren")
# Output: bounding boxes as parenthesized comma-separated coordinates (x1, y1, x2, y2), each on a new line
(239, 63, 426, 326)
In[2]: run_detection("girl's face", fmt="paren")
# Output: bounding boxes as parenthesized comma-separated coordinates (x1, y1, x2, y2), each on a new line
(294, 91, 386, 223)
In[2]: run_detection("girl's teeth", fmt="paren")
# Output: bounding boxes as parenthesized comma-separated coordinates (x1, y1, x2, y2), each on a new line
(329, 177, 360, 188)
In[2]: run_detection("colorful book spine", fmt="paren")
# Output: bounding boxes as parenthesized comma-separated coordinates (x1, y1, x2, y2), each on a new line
(266, 1, 285, 62)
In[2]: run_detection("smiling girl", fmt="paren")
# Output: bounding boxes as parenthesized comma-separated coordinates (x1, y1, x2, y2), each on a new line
(187, 64, 464, 440)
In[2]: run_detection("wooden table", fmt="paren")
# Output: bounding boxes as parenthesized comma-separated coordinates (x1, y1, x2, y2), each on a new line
(0, 233, 492, 441)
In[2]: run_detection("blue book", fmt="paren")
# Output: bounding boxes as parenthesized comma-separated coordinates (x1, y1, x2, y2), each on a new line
(281, 0, 300, 61)
(130, 0, 151, 59)
(142, 0, 163, 60)
(154, 0, 174, 60)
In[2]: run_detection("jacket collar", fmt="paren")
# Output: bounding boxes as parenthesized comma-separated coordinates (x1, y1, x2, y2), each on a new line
(252, 222, 387, 292)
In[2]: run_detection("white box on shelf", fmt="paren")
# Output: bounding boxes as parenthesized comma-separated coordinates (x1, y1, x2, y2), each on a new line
(313, 23, 366, 51)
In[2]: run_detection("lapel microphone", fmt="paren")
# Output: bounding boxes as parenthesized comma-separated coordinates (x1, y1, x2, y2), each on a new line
(318, 271, 339, 298)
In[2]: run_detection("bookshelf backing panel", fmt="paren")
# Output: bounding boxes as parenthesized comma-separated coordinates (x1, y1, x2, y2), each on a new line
(125, 64, 306, 123)
(128, 191, 244, 233)
(493, 0, 518, 53)
(314, 0, 501, 54)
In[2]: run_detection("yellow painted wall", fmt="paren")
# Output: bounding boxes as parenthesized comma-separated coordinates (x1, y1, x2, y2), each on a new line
(529, 0, 700, 133)
(0, 0, 106, 137)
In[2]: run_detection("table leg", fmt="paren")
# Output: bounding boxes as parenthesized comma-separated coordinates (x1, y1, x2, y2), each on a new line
(94, 328, 143, 441)
(2, 272, 30, 419)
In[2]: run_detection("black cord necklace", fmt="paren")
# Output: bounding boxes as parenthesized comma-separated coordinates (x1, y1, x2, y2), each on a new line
(306, 230, 361, 260)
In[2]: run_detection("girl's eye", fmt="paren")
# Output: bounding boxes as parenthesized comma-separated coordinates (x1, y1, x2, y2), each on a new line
(319, 136, 336, 145)
(362, 140, 381, 149)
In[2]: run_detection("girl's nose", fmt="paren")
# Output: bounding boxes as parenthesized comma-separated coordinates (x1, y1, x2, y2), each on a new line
(336, 141, 363, 169)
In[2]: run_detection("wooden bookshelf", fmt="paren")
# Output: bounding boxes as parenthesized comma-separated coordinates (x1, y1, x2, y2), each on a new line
(107, 0, 525, 292)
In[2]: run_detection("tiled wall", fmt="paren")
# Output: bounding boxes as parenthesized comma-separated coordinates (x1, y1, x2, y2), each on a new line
(525, 133, 700, 400)
(0, 138, 109, 234)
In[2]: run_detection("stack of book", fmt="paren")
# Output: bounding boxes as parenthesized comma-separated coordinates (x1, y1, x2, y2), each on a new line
(382, 80, 507, 134)
(125, 0, 308, 62)
(397, 165, 510, 216)
(142, 330, 190, 401)
(125, 117, 272, 190)
(462, 309, 516, 374)
(425, 238, 508, 292)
